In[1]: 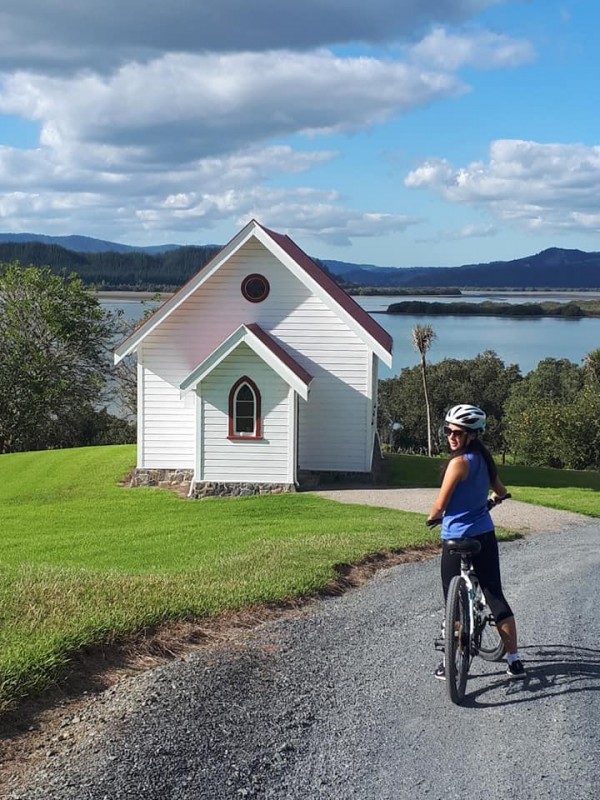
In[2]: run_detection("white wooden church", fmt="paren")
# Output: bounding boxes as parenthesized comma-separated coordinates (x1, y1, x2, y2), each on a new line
(114, 220, 393, 497)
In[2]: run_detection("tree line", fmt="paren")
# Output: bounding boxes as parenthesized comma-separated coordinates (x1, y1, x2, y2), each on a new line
(0, 243, 347, 293)
(387, 300, 590, 317)
(0, 242, 222, 291)
(378, 345, 600, 470)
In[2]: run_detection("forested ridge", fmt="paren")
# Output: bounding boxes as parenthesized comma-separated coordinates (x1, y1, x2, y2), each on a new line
(4, 238, 600, 290)
(0, 242, 346, 291)
(0, 242, 223, 290)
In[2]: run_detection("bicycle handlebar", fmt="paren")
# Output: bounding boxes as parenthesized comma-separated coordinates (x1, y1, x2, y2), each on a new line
(425, 493, 511, 527)
(486, 492, 511, 509)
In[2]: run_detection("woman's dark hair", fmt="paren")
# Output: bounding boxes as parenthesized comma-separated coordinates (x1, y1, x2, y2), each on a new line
(441, 435, 497, 483)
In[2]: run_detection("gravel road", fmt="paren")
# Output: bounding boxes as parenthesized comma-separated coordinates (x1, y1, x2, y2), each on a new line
(311, 487, 591, 534)
(3, 494, 599, 800)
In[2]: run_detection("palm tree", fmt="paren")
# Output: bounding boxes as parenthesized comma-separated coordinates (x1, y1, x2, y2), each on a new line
(583, 348, 600, 387)
(411, 324, 436, 456)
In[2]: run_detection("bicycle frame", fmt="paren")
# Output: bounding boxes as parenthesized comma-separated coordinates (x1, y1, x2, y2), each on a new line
(456, 553, 489, 659)
(458, 554, 478, 658)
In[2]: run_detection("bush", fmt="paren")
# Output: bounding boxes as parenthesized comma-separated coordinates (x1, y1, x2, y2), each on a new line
(504, 359, 600, 469)
(0, 262, 116, 453)
(378, 350, 520, 456)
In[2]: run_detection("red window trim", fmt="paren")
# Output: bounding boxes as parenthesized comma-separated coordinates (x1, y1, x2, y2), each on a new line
(228, 376, 262, 440)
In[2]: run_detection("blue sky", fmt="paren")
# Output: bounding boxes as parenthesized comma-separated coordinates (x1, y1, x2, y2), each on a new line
(0, 1, 598, 267)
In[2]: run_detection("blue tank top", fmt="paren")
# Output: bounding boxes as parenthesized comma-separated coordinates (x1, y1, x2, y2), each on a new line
(441, 452, 493, 540)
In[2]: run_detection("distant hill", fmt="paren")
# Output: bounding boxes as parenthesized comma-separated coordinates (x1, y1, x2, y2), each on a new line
(1, 232, 600, 290)
(0, 240, 221, 290)
(323, 259, 434, 286)
(323, 248, 600, 289)
(0, 232, 181, 255)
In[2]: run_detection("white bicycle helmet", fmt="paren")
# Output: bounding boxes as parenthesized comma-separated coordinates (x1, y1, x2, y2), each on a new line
(445, 404, 486, 432)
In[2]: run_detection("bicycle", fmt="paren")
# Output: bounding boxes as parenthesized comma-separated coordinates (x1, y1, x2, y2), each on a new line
(427, 495, 510, 704)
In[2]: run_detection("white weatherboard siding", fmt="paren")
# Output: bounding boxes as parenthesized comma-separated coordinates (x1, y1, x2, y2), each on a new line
(138, 237, 373, 473)
(271, 287, 371, 472)
(369, 351, 379, 468)
(136, 359, 144, 469)
(200, 344, 292, 483)
(138, 345, 196, 469)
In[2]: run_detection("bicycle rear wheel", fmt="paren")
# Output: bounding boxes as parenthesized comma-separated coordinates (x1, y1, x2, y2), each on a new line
(476, 602, 506, 662)
(444, 575, 471, 704)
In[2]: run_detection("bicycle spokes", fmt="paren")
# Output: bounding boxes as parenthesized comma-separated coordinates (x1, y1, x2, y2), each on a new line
(445, 576, 471, 704)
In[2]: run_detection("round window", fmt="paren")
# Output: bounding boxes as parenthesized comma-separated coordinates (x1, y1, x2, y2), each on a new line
(241, 274, 270, 303)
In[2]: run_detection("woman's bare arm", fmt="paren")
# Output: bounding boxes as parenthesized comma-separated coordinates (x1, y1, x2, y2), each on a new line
(490, 475, 508, 502)
(426, 456, 468, 524)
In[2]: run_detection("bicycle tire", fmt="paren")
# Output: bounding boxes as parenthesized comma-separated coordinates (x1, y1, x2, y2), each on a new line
(477, 608, 506, 662)
(444, 575, 470, 704)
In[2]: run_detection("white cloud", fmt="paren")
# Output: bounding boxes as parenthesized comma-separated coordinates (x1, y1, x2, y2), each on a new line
(137, 187, 419, 246)
(0, 51, 462, 162)
(0, 143, 419, 244)
(409, 27, 535, 70)
(0, 143, 335, 193)
(0, 47, 460, 242)
(405, 140, 600, 234)
(418, 223, 498, 242)
(456, 223, 497, 238)
(0, 1, 504, 72)
(235, 196, 421, 246)
(0, 1, 541, 248)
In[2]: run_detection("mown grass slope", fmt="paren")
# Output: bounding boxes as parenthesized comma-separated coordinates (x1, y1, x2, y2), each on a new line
(0, 446, 432, 709)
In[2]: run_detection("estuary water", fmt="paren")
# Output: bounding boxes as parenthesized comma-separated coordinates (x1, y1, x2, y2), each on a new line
(101, 290, 600, 378)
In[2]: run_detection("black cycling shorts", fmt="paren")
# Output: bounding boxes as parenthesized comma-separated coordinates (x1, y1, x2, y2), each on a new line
(441, 530, 514, 624)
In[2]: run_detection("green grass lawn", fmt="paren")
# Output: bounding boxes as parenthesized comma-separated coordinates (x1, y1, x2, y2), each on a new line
(0, 446, 436, 710)
(386, 453, 600, 516)
(1, 445, 598, 711)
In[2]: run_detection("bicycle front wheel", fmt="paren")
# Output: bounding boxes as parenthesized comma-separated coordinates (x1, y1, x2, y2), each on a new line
(444, 575, 471, 704)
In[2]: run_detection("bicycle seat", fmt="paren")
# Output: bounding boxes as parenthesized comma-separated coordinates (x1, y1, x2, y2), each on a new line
(446, 538, 482, 556)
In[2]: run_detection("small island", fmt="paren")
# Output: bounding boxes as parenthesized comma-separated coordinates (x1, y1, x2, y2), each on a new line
(347, 287, 463, 297)
(386, 299, 600, 318)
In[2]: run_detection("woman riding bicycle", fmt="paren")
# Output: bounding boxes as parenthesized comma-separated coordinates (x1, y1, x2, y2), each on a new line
(427, 404, 526, 680)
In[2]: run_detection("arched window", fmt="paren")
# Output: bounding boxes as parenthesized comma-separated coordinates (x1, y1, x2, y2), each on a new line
(228, 377, 262, 439)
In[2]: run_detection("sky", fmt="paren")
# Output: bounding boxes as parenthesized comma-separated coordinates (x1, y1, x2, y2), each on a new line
(0, 0, 598, 267)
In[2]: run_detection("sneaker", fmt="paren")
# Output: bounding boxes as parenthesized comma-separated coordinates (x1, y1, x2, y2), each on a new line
(434, 621, 445, 652)
(434, 661, 446, 680)
(506, 659, 526, 679)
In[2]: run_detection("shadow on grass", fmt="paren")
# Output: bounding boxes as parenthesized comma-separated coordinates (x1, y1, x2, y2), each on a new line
(308, 452, 600, 497)
(500, 467, 600, 492)
(383, 454, 600, 493)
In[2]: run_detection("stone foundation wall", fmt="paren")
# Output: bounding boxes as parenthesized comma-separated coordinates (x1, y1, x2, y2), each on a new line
(128, 469, 295, 499)
(129, 440, 385, 497)
(191, 481, 295, 499)
(129, 468, 194, 494)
